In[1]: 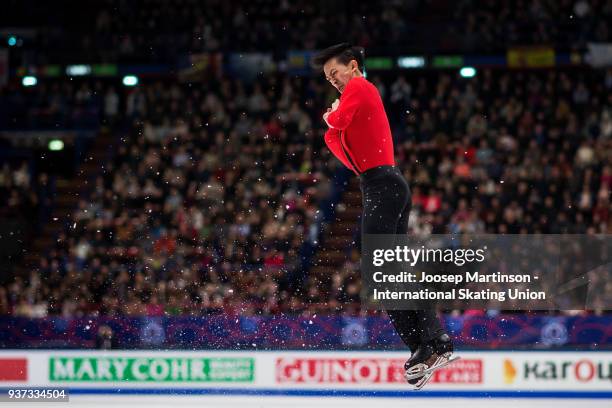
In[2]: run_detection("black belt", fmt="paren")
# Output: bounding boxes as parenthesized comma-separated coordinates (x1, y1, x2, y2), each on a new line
(359, 165, 400, 183)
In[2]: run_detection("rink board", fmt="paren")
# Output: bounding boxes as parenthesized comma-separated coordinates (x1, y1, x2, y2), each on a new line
(0, 350, 610, 398)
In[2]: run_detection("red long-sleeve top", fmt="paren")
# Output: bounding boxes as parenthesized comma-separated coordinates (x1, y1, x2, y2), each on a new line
(323, 76, 395, 175)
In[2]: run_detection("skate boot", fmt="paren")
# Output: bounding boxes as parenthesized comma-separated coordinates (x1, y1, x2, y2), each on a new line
(403, 333, 458, 390)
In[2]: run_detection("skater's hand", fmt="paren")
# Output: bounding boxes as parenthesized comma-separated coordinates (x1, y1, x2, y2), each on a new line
(331, 98, 340, 112)
(323, 108, 332, 128)
(323, 99, 339, 128)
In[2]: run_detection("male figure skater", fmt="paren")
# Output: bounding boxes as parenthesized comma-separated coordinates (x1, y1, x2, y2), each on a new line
(312, 43, 455, 389)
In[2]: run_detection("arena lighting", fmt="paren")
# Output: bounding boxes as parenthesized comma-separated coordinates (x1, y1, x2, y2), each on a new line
(364, 57, 393, 69)
(48, 139, 64, 151)
(460, 66, 477, 78)
(122, 75, 139, 86)
(397, 56, 426, 68)
(66, 64, 92, 76)
(22, 76, 37, 87)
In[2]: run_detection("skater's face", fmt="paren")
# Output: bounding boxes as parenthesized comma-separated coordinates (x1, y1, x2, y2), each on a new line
(323, 58, 359, 94)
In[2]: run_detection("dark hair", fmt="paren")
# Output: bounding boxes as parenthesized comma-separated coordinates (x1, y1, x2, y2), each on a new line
(311, 42, 365, 72)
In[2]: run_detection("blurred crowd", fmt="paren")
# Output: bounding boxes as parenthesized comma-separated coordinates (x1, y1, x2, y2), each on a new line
(2, 74, 340, 317)
(387, 68, 612, 235)
(0, 81, 113, 130)
(0, 162, 41, 221)
(6, 0, 612, 64)
(1, 64, 610, 318)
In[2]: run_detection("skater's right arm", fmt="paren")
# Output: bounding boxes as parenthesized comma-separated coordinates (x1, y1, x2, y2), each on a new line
(325, 80, 362, 130)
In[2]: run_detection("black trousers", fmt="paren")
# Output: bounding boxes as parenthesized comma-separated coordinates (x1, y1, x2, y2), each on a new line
(359, 165, 445, 353)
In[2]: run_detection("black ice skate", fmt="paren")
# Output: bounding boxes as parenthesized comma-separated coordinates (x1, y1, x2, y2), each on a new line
(403, 333, 459, 390)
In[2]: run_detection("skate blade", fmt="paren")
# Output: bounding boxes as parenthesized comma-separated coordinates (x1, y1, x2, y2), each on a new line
(406, 357, 439, 390)
(412, 354, 460, 390)
(404, 354, 461, 380)
(413, 371, 434, 390)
